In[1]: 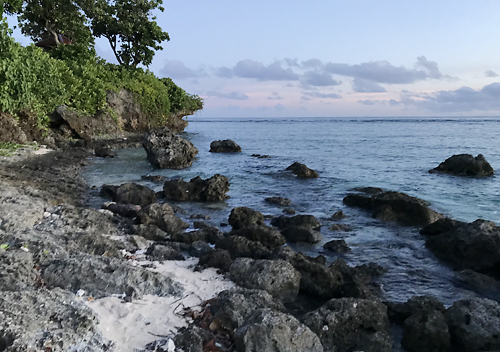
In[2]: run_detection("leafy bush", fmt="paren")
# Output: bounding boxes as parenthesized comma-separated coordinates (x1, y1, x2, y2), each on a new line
(0, 18, 203, 128)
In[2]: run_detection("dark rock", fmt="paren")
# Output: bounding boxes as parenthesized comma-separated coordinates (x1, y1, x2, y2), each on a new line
(209, 288, 285, 330)
(100, 182, 156, 206)
(430, 154, 494, 177)
(142, 127, 198, 169)
(163, 174, 229, 201)
(229, 258, 301, 303)
(189, 241, 213, 257)
(217, 236, 273, 260)
(134, 224, 169, 241)
(302, 297, 392, 352)
(94, 146, 115, 158)
(228, 207, 264, 230)
(282, 226, 322, 243)
(230, 224, 286, 248)
(141, 174, 166, 182)
(402, 310, 451, 352)
(283, 208, 296, 215)
(234, 309, 323, 352)
(343, 190, 443, 226)
(324, 239, 351, 253)
(425, 219, 500, 275)
(329, 210, 346, 219)
(386, 296, 446, 325)
(265, 196, 292, 206)
(138, 203, 189, 234)
(286, 161, 319, 178)
(146, 243, 185, 261)
(352, 186, 384, 194)
(198, 249, 233, 272)
(101, 202, 141, 218)
(209, 139, 242, 153)
(170, 230, 209, 245)
(329, 223, 353, 232)
(190, 213, 210, 220)
(271, 214, 321, 230)
(420, 217, 462, 236)
(454, 269, 500, 301)
(445, 297, 500, 351)
(42, 255, 182, 298)
(173, 326, 212, 352)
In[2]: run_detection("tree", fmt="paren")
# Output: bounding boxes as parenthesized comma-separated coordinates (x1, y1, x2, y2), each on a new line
(89, 0, 169, 68)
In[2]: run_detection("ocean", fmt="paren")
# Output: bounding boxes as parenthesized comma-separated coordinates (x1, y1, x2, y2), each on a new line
(83, 116, 500, 306)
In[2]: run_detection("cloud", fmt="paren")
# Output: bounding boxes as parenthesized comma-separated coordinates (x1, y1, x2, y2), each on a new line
(303, 91, 342, 99)
(214, 66, 234, 78)
(160, 60, 207, 79)
(232, 59, 299, 81)
(324, 56, 442, 84)
(267, 92, 283, 100)
(358, 100, 376, 106)
(485, 70, 498, 78)
(207, 90, 249, 100)
(301, 58, 324, 69)
(396, 82, 500, 112)
(301, 70, 342, 87)
(352, 78, 387, 93)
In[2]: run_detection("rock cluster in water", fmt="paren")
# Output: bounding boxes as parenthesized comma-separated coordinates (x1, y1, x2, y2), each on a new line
(209, 139, 242, 153)
(430, 153, 494, 176)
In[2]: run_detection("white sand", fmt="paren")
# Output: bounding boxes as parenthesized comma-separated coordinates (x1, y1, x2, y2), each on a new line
(86, 257, 235, 352)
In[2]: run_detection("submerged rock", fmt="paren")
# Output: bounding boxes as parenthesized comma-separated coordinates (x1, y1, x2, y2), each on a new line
(163, 174, 229, 201)
(142, 127, 198, 169)
(286, 161, 319, 178)
(343, 190, 442, 226)
(265, 196, 292, 206)
(94, 146, 115, 158)
(100, 182, 156, 206)
(324, 239, 351, 253)
(209, 139, 242, 153)
(430, 153, 494, 177)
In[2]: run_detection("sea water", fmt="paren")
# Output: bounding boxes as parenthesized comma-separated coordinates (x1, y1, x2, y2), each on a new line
(83, 116, 500, 305)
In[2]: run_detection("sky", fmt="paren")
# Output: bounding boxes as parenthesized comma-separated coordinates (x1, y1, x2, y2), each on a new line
(8, 0, 500, 117)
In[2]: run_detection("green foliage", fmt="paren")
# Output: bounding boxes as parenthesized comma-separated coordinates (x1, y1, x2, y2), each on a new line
(0, 142, 23, 156)
(89, 0, 169, 68)
(161, 77, 203, 113)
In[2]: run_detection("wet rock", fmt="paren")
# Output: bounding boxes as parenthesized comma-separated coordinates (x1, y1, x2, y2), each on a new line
(430, 153, 494, 177)
(173, 326, 212, 352)
(454, 269, 500, 301)
(0, 288, 111, 351)
(163, 174, 229, 201)
(420, 217, 462, 236)
(343, 190, 443, 226)
(329, 223, 353, 232)
(42, 255, 182, 298)
(230, 258, 301, 303)
(190, 213, 211, 220)
(228, 207, 264, 230)
(134, 224, 169, 241)
(402, 310, 450, 352)
(265, 196, 292, 206)
(425, 219, 500, 275)
(142, 127, 198, 169)
(100, 182, 156, 206)
(217, 236, 273, 260)
(234, 309, 323, 352)
(445, 297, 500, 351)
(138, 203, 188, 234)
(286, 162, 319, 178)
(283, 208, 295, 215)
(209, 139, 242, 153)
(324, 239, 351, 253)
(101, 202, 141, 218)
(198, 249, 233, 272)
(230, 224, 286, 248)
(272, 214, 322, 243)
(352, 186, 384, 194)
(282, 226, 322, 243)
(386, 296, 446, 324)
(189, 240, 213, 257)
(146, 243, 185, 261)
(141, 174, 166, 182)
(210, 288, 285, 330)
(251, 154, 271, 158)
(302, 297, 391, 352)
(329, 210, 346, 219)
(94, 146, 115, 158)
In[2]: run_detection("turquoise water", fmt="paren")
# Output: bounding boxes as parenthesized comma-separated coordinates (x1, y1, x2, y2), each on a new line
(84, 116, 500, 305)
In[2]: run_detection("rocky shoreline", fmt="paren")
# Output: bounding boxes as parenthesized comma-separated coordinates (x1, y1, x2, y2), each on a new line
(2, 137, 500, 351)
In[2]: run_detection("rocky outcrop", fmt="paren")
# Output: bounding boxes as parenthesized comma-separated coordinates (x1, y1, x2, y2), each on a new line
(265, 196, 292, 206)
(100, 182, 156, 206)
(324, 239, 351, 253)
(343, 190, 442, 226)
(425, 219, 500, 276)
(230, 224, 286, 248)
(209, 139, 242, 153)
(230, 258, 301, 303)
(272, 215, 322, 243)
(228, 207, 264, 230)
(101, 202, 141, 218)
(445, 297, 500, 351)
(217, 236, 273, 260)
(138, 203, 189, 234)
(235, 309, 324, 352)
(163, 174, 229, 201)
(0, 112, 27, 143)
(302, 297, 392, 352)
(94, 146, 115, 158)
(142, 127, 198, 169)
(286, 162, 319, 178)
(430, 154, 494, 177)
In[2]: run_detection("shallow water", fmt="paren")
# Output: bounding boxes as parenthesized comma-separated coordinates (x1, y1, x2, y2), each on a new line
(83, 116, 500, 305)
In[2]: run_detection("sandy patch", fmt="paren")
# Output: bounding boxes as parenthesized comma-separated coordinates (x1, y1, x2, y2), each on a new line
(86, 257, 235, 352)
